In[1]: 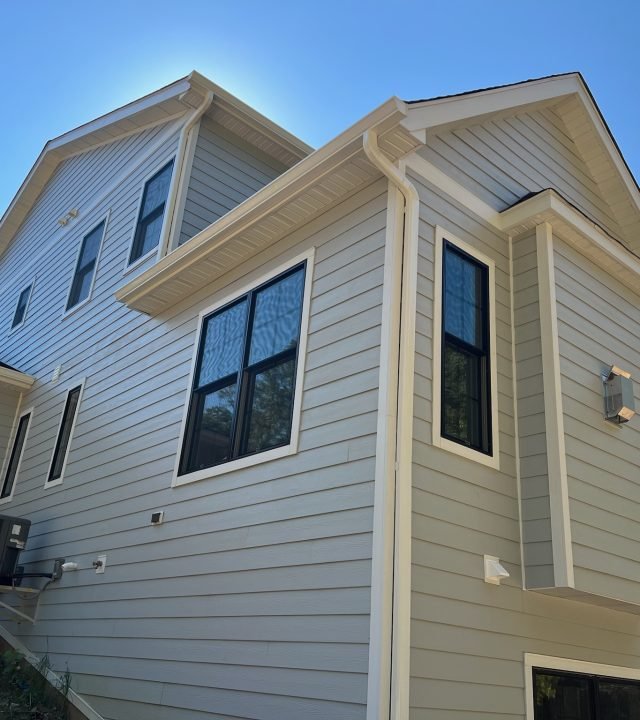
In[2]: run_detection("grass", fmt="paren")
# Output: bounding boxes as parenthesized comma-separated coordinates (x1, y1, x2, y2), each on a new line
(0, 649, 71, 719)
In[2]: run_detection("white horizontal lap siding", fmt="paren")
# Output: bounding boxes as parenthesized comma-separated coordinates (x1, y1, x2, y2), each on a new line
(0, 123, 174, 286)
(419, 106, 624, 243)
(553, 238, 640, 605)
(406, 168, 640, 720)
(178, 116, 288, 245)
(2, 174, 387, 720)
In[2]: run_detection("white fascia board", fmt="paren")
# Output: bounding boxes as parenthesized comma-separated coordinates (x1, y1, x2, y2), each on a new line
(401, 74, 582, 131)
(189, 71, 313, 159)
(116, 97, 409, 307)
(0, 366, 35, 391)
(573, 79, 640, 213)
(46, 78, 193, 152)
(499, 189, 640, 282)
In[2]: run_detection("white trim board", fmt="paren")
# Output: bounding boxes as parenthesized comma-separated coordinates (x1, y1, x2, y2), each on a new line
(535, 223, 574, 588)
(171, 247, 315, 489)
(0, 366, 35, 391)
(431, 225, 501, 470)
(524, 653, 640, 720)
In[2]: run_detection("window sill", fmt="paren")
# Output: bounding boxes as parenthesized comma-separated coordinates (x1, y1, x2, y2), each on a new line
(433, 435, 500, 470)
(43, 478, 63, 489)
(123, 246, 159, 277)
(171, 442, 296, 488)
(0, 495, 13, 506)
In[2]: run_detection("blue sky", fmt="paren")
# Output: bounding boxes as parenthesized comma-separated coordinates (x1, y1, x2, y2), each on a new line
(1, 0, 638, 214)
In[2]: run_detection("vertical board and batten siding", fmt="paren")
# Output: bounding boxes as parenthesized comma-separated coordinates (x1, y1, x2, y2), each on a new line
(408, 166, 640, 719)
(0, 114, 388, 719)
(418, 105, 625, 244)
(554, 237, 640, 605)
(512, 232, 554, 589)
(177, 115, 289, 245)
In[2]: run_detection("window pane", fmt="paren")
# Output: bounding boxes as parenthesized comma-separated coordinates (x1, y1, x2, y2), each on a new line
(68, 266, 95, 308)
(49, 386, 81, 482)
(444, 247, 485, 348)
(142, 162, 173, 217)
(598, 680, 640, 720)
(244, 358, 296, 454)
(68, 222, 104, 309)
(248, 268, 304, 366)
(1, 413, 31, 498)
(78, 223, 104, 272)
(190, 384, 237, 470)
(534, 672, 592, 720)
(12, 286, 31, 327)
(442, 343, 481, 449)
(198, 300, 249, 388)
(137, 212, 165, 259)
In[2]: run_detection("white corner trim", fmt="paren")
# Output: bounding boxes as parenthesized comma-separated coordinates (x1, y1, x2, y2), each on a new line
(163, 91, 214, 255)
(366, 184, 403, 720)
(405, 154, 502, 229)
(171, 247, 314, 489)
(0, 623, 106, 720)
(535, 223, 574, 588)
(0, 405, 34, 504)
(524, 653, 640, 720)
(432, 226, 500, 470)
(509, 236, 526, 590)
(44, 378, 86, 489)
(62, 211, 111, 318)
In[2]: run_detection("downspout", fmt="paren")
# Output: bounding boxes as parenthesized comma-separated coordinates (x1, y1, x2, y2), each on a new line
(160, 90, 214, 255)
(363, 129, 419, 720)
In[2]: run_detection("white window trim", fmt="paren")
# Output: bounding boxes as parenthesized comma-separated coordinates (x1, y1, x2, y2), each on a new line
(432, 225, 500, 470)
(45, 379, 86, 489)
(524, 653, 640, 720)
(0, 404, 34, 505)
(62, 212, 110, 319)
(9, 280, 35, 333)
(172, 247, 315, 488)
(123, 156, 177, 274)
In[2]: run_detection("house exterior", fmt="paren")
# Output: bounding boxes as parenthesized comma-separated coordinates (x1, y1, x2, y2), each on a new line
(0, 70, 639, 720)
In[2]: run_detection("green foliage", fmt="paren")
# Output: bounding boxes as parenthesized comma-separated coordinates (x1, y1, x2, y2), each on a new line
(0, 648, 71, 719)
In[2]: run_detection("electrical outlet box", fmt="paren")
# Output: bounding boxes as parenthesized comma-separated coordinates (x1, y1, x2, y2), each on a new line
(94, 554, 107, 574)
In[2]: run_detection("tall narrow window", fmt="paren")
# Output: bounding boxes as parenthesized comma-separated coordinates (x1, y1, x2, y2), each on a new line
(129, 160, 174, 264)
(441, 240, 492, 455)
(179, 262, 306, 476)
(1, 412, 31, 499)
(67, 221, 105, 310)
(12, 284, 33, 328)
(48, 385, 82, 483)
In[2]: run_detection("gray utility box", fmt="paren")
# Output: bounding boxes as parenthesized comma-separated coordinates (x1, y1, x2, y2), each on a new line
(0, 514, 30, 585)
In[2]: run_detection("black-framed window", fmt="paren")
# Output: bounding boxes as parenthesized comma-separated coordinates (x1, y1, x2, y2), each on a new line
(48, 385, 82, 482)
(1, 412, 31, 498)
(179, 262, 306, 476)
(12, 284, 33, 328)
(129, 160, 174, 264)
(441, 240, 492, 455)
(67, 221, 105, 310)
(534, 667, 640, 720)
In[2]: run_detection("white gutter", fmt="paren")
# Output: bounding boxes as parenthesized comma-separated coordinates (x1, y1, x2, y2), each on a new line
(160, 90, 214, 256)
(363, 129, 419, 720)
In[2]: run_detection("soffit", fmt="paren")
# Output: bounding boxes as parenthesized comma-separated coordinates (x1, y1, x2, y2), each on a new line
(116, 100, 420, 316)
